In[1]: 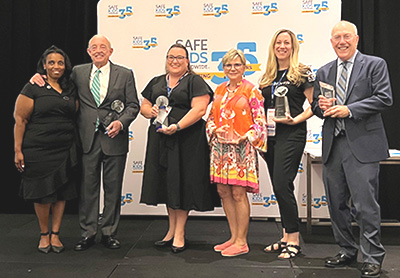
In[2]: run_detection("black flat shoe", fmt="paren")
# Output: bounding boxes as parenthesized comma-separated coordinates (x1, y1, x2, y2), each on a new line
(171, 244, 186, 253)
(50, 231, 65, 254)
(325, 253, 357, 267)
(38, 232, 51, 254)
(361, 263, 381, 278)
(74, 236, 96, 251)
(101, 235, 121, 249)
(154, 238, 174, 247)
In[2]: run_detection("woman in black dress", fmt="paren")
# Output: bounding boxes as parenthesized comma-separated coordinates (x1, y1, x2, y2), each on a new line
(14, 46, 78, 254)
(140, 43, 220, 253)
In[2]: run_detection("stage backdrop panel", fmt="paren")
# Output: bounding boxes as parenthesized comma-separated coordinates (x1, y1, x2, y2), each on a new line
(97, 0, 341, 217)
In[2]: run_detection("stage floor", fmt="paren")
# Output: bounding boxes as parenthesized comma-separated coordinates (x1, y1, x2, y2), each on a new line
(0, 214, 399, 278)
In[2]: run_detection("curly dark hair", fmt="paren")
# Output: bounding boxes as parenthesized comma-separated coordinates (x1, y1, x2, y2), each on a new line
(36, 45, 73, 90)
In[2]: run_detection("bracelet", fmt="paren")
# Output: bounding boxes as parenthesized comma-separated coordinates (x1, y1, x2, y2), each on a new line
(176, 123, 181, 131)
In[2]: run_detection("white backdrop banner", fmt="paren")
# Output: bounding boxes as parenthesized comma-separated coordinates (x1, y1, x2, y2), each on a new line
(97, 0, 340, 217)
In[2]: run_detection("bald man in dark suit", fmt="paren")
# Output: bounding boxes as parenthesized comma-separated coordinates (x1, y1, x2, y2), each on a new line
(72, 35, 139, 250)
(312, 21, 392, 278)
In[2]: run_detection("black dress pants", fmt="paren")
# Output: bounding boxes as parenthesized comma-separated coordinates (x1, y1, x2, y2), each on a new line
(261, 139, 305, 233)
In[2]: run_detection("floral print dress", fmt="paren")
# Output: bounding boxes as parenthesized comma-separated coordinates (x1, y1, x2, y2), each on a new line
(206, 79, 267, 193)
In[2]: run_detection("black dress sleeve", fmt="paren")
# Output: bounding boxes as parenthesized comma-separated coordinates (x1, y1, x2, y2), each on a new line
(20, 83, 36, 99)
(300, 68, 315, 90)
(188, 74, 213, 102)
(141, 77, 155, 102)
(141, 75, 166, 104)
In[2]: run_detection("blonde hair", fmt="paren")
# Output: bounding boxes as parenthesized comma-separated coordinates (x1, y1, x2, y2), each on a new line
(222, 49, 246, 66)
(259, 29, 310, 88)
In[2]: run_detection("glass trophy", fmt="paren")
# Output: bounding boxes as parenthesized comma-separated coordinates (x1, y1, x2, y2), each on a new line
(100, 100, 125, 132)
(218, 108, 240, 144)
(274, 86, 290, 119)
(153, 96, 171, 130)
(319, 81, 336, 104)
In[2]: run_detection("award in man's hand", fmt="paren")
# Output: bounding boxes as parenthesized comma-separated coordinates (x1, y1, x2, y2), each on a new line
(100, 100, 125, 132)
(153, 96, 171, 130)
(274, 86, 290, 119)
(319, 81, 335, 100)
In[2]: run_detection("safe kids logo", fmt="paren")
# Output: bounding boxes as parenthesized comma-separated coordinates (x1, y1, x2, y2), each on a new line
(175, 39, 261, 85)
(301, 0, 329, 14)
(252, 193, 278, 208)
(297, 34, 304, 44)
(155, 4, 181, 18)
(132, 161, 144, 173)
(121, 193, 133, 206)
(298, 162, 304, 173)
(251, 2, 278, 16)
(129, 130, 134, 141)
(132, 36, 158, 50)
(208, 42, 262, 85)
(307, 130, 322, 144)
(176, 38, 208, 70)
(302, 194, 328, 209)
(202, 3, 229, 17)
(107, 5, 133, 19)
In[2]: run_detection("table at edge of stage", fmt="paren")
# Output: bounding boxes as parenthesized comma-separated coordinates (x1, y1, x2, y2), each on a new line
(305, 149, 400, 233)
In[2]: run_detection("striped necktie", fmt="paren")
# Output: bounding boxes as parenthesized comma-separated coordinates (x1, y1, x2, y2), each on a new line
(335, 61, 348, 136)
(91, 69, 101, 131)
(91, 69, 101, 107)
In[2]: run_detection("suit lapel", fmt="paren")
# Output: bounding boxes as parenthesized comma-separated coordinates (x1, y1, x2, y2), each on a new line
(83, 64, 97, 104)
(345, 52, 363, 102)
(328, 60, 337, 87)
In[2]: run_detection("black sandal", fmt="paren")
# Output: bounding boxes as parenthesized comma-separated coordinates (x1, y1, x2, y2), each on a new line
(263, 240, 287, 253)
(278, 244, 301, 259)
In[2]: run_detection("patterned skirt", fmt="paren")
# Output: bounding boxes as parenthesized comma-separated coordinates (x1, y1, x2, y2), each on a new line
(209, 138, 259, 193)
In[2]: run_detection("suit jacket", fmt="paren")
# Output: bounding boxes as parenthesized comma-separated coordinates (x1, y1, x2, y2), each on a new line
(71, 62, 139, 155)
(311, 51, 393, 164)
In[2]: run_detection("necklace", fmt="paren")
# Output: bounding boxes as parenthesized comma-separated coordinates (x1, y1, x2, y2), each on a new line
(227, 87, 236, 94)
(226, 80, 242, 94)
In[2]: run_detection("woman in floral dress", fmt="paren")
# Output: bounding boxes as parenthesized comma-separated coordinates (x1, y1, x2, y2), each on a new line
(206, 49, 267, 257)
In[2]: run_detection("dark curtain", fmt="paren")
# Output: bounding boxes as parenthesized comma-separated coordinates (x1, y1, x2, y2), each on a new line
(1, 0, 98, 213)
(342, 0, 400, 220)
(2, 0, 400, 218)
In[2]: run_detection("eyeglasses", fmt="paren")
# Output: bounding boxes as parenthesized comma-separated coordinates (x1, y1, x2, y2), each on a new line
(331, 34, 355, 42)
(223, 63, 243, 70)
(166, 55, 187, 61)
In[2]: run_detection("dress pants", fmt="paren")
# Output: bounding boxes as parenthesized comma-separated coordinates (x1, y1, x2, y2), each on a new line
(79, 132, 127, 238)
(323, 134, 385, 265)
(262, 139, 305, 233)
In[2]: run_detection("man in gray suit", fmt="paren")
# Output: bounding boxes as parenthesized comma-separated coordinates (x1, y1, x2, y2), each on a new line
(31, 35, 139, 250)
(311, 21, 392, 278)
(72, 35, 139, 250)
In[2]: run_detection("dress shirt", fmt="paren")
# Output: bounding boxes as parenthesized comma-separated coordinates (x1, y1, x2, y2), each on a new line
(90, 62, 110, 104)
(336, 50, 358, 118)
